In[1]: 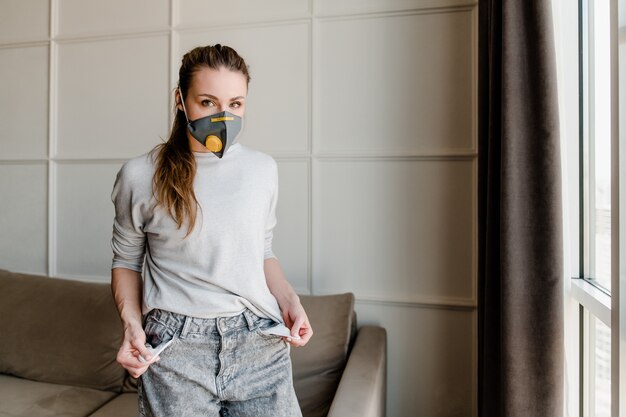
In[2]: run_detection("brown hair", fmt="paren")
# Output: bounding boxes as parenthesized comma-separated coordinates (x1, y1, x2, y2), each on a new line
(148, 44, 251, 238)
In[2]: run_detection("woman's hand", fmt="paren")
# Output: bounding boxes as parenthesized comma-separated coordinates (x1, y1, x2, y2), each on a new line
(116, 323, 159, 379)
(264, 257, 314, 347)
(112, 268, 157, 378)
(281, 301, 313, 347)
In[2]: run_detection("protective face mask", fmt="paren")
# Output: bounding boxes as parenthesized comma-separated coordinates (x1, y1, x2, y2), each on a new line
(178, 88, 243, 158)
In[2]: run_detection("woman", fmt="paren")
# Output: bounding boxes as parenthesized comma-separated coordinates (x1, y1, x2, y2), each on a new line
(110, 44, 312, 417)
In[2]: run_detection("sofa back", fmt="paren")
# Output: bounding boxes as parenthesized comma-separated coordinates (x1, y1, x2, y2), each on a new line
(0, 269, 357, 417)
(0, 269, 126, 392)
(294, 293, 356, 417)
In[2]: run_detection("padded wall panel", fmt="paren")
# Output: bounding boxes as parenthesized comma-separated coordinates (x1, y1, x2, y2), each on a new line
(274, 160, 309, 293)
(178, 0, 309, 27)
(0, 163, 48, 274)
(56, 36, 170, 159)
(355, 301, 474, 417)
(0, 0, 49, 43)
(314, 159, 474, 301)
(316, 10, 474, 154)
(57, 0, 169, 37)
(0, 46, 48, 159)
(55, 162, 121, 280)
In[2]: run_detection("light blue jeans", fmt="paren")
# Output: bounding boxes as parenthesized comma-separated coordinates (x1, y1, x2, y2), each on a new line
(138, 308, 302, 417)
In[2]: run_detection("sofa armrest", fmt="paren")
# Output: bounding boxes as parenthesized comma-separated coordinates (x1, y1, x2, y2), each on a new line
(327, 326, 387, 417)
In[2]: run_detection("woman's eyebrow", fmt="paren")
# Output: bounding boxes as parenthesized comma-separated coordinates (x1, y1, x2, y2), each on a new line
(198, 93, 246, 101)
(198, 93, 219, 100)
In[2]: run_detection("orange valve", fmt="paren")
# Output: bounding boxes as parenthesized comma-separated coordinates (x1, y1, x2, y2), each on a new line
(205, 135, 223, 152)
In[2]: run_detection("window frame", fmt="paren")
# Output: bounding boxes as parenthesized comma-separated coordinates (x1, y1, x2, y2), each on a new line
(570, 0, 623, 416)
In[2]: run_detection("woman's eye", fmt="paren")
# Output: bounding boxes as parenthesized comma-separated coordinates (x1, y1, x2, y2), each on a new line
(231, 102, 241, 108)
(201, 100, 215, 107)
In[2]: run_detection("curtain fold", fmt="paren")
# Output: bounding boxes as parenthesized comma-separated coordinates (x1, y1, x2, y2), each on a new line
(478, 1, 564, 416)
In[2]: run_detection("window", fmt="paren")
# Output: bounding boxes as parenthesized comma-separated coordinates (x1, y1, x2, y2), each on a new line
(581, 0, 612, 295)
(572, 0, 624, 416)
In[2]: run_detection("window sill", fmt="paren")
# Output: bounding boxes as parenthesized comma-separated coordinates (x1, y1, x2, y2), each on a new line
(571, 278, 611, 326)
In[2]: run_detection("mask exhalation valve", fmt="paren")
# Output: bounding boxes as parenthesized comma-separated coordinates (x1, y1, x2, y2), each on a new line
(205, 135, 223, 152)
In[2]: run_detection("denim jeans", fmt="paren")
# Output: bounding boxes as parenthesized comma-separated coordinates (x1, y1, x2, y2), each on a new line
(138, 308, 302, 417)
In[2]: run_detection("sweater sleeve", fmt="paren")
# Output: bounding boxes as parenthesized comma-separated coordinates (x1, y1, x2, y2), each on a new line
(110, 163, 147, 272)
(263, 162, 279, 260)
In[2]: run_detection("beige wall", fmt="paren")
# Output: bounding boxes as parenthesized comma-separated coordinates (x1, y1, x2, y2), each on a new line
(0, 0, 477, 415)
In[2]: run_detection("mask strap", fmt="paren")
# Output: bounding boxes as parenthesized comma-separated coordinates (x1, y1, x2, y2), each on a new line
(178, 87, 190, 123)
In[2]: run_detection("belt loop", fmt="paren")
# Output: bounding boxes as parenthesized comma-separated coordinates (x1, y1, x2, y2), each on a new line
(242, 309, 256, 331)
(179, 315, 192, 339)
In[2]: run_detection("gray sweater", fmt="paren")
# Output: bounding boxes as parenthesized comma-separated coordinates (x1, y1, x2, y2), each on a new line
(110, 142, 283, 324)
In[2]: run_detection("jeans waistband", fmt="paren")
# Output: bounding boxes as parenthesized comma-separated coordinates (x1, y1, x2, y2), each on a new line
(145, 308, 273, 339)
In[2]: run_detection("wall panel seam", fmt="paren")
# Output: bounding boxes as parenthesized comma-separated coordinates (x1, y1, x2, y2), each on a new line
(48, 162, 57, 276)
(170, 0, 178, 29)
(265, 155, 313, 161)
(50, 159, 132, 165)
(314, 153, 478, 161)
(315, 3, 478, 22)
(50, 0, 58, 38)
(314, 292, 476, 309)
(0, 160, 49, 165)
(174, 18, 311, 34)
(353, 295, 477, 311)
(47, 0, 57, 276)
(311, 157, 319, 296)
(308, 5, 315, 296)
(1, 154, 478, 162)
(306, 158, 313, 295)
(310, 10, 320, 297)
(0, 41, 50, 49)
(53, 30, 171, 45)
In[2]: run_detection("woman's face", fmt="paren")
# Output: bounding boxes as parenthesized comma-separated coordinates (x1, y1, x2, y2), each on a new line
(177, 66, 248, 152)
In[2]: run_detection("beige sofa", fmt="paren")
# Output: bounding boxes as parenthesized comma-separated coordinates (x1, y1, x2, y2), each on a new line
(0, 268, 386, 417)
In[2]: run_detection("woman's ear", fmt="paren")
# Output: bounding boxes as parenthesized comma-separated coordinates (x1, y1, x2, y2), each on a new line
(175, 88, 184, 112)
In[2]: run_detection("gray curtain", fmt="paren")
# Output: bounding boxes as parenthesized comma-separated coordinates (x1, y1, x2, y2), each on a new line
(478, 1, 564, 416)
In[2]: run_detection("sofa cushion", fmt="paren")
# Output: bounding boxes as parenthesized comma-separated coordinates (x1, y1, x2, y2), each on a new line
(89, 393, 138, 417)
(0, 374, 117, 417)
(291, 293, 355, 417)
(0, 269, 126, 391)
